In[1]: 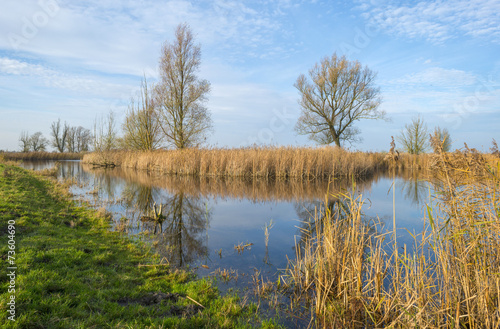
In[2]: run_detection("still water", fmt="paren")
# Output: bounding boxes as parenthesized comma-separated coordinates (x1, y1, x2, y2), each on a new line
(21, 160, 432, 292)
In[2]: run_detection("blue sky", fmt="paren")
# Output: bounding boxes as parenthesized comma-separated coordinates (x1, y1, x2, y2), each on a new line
(1, 0, 499, 152)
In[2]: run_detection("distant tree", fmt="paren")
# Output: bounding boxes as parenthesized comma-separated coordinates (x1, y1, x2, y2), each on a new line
(19, 131, 31, 152)
(75, 126, 92, 152)
(430, 126, 452, 153)
(123, 77, 163, 150)
(65, 126, 92, 153)
(155, 23, 212, 149)
(294, 53, 384, 147)
(66, 126, 77, 153)
(50, 118, 69, 152)
(397, 115, 429, 154)
(30, 132, 48, 152)
(93, 110, 118, 152)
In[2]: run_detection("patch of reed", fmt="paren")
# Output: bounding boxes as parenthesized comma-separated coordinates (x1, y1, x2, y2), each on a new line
(82, 147, 387, 179)
(285, 142, 500, 328)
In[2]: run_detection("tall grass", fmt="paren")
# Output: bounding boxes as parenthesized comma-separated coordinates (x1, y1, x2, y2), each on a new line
(82, 147, 386, 179)
(2, 151, 84, 160)
(285, 145, 500, 328)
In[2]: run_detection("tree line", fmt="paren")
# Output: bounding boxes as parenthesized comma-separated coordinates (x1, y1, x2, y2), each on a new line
(19, 120, 92, 153)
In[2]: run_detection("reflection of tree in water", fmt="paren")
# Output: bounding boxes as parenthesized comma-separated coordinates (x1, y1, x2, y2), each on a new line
(121, 182, 210, 268)
(158, 192, 209, 267)
(121, 182, 162, 216)
(398, 172, 428, 206)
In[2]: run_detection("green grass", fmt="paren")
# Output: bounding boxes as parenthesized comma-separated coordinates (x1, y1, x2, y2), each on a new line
(0, 163, 275, 328)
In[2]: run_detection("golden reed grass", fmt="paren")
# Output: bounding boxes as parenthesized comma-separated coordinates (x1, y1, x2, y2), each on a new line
(2, 151, 84, 161)
(82, 147, 386, 179)
(285, 146, 500, 328)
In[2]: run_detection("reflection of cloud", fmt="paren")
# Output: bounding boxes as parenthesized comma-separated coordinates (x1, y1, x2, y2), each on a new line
(359, 0, 500, 44)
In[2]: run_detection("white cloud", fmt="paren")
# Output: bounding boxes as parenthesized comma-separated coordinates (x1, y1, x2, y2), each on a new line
(359, 0, 500, 44)
(391, 67, 477, 88)
(0, 57, 135, 99)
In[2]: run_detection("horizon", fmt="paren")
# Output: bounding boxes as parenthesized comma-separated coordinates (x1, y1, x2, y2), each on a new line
(1, 0, 499, 153)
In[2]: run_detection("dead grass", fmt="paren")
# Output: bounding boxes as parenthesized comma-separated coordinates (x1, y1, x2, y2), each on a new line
(82, 147, 386, 179)
(284, 144, 500, 328)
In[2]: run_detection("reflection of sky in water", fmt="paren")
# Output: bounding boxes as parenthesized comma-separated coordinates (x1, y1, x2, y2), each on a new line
(20, 160, 435, 288)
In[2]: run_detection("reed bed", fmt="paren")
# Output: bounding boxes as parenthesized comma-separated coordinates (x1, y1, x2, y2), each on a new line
(284, 145, 500, 328)
(2, 151, 85, 161)
(82, 147, 386, 179)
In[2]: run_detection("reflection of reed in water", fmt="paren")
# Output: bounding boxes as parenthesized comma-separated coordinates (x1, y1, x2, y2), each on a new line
(83, 163, 386, 202)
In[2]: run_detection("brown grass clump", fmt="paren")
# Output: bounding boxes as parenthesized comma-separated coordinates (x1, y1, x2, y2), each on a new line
(285, 141, 500, 328)
(82, 147, 386, 179)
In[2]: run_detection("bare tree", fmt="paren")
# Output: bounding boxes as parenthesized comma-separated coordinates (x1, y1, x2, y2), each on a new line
(430, 126, 452, 153)
(30, 132, 48, 152)
(155, 23, 212, 149)
(294, 53, 384, 147)
(50, 118, 69, 152)
(64, 126, 92, 153)
(66, 126, 77, 153)
(397, 115, 429, 154)
(123, 77, 163, 150)
(93, 110, 118, 152)
(75, 126, 92, 152)
(19, 131, 31, 152)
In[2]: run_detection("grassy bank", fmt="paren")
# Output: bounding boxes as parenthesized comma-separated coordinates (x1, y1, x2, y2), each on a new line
(82, 147, 386, 179)
(0, 162, 275, 328)
(284, 147, 500, 327)
(2, 152, 85, 161)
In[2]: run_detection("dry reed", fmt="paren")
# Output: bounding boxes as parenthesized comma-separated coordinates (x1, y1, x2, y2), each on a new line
(285, 143, 500, 328)
(82, 147, 386, 179)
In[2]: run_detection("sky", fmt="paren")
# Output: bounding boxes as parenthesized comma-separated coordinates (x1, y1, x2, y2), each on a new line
(0, 0, 499, 152)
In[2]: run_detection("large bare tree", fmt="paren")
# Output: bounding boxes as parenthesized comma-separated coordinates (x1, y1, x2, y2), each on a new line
(123, 77, 163, 151)
(294, 53, 384, 147)
(155, 23, 212, 149)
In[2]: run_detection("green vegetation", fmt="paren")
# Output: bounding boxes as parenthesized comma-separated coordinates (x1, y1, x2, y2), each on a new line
(0, 162, 274, 328)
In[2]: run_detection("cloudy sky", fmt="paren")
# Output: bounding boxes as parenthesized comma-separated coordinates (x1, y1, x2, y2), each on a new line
(1, 0, 499, 152)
